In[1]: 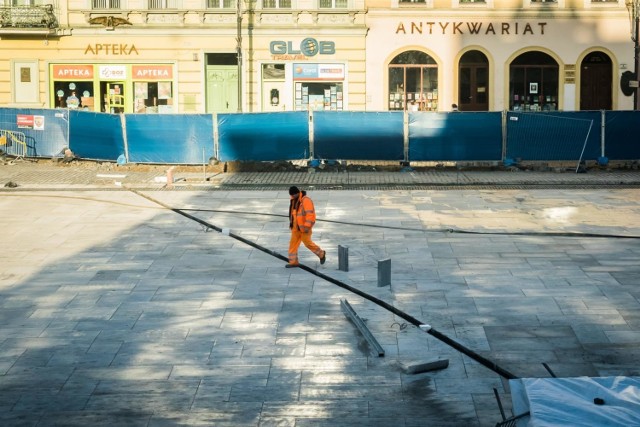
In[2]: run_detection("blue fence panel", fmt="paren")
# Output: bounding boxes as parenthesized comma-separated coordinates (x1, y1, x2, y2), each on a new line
(69, 110, 125, 161)
(604, 111, 640, 160)
(506, 111, 601, 161)
(126, 114, 214, 164)
(313, 111, 404, 160)
(408, 112, 502, 161)
(217, 112, 309, 162)
(0, 108, 69, 157)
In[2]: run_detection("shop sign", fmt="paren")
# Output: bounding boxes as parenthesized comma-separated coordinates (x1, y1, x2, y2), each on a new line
(98, 65, 127, 80)
(395, 21, 548, 35)
(293, 63, 344, 81)
(270, 38, 335, 58)
(132, 65, 173, 80)
(84, 44, 139, 55)
(52, 64, 94, 79)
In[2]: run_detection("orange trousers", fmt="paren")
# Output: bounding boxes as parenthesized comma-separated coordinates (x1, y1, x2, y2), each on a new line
(288, 227, 323, 265)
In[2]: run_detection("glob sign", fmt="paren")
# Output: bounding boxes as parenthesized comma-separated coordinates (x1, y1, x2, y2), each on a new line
(269, 38, 335, 56)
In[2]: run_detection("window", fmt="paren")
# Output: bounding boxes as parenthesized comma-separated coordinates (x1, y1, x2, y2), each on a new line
(148, 0, 179, 9)
(388, 51, 438, 111)
(263, 0, 291, 7)
(207, 0, 234, 8)
(509, 51, 559, 111)
(319, 0, 348, 8)
(92, 0, 121, 9)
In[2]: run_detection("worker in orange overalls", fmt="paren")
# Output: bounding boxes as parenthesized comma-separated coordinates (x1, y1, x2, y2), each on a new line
(286, 186, 326, 268)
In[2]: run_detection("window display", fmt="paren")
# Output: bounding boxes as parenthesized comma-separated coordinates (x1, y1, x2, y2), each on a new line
(388, 50, 438, 111)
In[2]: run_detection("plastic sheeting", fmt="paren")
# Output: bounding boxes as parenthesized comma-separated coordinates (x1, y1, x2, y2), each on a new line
(509, 377, 640, 426)
(605, 111, 640, 160)
(408, 112, 502, 161)
(0, 108, 69, 157)
(69, 110, 125, 161)
(313, 111, 404, 161)
(126, 114, 214, 164)
(217, 112, 308, 161)
(506, 111, 601, 161)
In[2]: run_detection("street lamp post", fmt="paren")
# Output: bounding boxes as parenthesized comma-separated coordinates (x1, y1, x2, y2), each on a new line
(627, 0, 640, 110)
(236, 0, 243, 113)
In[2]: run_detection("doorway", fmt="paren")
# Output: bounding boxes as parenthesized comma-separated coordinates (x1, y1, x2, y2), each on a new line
(580, 51, 612, 111)
(458, 51, 489, 111)
(100, 81, 125, 113)
(205, 53, 238, 113)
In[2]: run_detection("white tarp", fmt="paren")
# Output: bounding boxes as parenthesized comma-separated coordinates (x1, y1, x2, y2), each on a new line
(509, 377, 640, 426)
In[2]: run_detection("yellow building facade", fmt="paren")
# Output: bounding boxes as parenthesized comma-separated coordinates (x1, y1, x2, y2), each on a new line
(0, 0, 635, 113)
(2, 0, 366, 113)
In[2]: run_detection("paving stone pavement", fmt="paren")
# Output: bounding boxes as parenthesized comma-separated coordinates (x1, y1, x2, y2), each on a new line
(1, 162, 640, 426)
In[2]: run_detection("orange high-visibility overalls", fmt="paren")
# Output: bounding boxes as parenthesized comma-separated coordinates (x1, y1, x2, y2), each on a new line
(288, 193, 324, 265)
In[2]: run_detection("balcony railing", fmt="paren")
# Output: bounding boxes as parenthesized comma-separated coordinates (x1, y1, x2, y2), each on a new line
(92, 0, 122, 9)
(148, 0, 180, 9)
(0, 4, 57, 28)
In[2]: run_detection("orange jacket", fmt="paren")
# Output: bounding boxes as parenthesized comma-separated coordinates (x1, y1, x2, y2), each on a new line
(289, 192, 316, 232)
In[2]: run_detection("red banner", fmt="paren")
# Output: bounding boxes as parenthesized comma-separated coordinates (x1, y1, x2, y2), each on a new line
(52, 64, 94, 80)
(132, 65, 173, 80)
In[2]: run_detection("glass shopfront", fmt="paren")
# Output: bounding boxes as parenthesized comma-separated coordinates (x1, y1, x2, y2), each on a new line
(388, 51, 438, 112)
(509, 51, 559, 112)
(293, 63, 345, 111)
(50, 63, 175, 113)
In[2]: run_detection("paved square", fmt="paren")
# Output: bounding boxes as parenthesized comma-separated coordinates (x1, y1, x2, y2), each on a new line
(1, 187, 639, 426)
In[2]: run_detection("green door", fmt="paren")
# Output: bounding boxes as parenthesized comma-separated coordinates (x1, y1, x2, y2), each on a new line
(206, 66, 238, 113)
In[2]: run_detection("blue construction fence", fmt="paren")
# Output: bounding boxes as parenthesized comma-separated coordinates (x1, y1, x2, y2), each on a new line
(0, 107, 638, 164)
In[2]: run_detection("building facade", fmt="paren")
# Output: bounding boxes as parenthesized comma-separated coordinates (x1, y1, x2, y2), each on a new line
(0, 0, 636, 113)
(2, 0, 366, 114)
(365, 0, 635, 112)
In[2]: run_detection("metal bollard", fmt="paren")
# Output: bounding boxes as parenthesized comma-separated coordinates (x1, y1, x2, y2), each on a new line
(338, 245, 349, 272)
(378, 258, 391, 287)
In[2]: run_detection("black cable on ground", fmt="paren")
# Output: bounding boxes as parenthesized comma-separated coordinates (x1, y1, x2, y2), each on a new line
(128, 188, 518, 380)
(177, 208, 640, 240)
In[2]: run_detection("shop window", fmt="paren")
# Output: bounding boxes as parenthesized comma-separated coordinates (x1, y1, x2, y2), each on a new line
(134, 81, 173, 113)
(53, 81, 95, 110)
(509, 51, 559, 111)
(388, 50, 438, 111)
(92, 0, 121, 9)
(295, 82, 343, 111)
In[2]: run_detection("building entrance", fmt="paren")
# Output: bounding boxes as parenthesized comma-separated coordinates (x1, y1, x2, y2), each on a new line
(580, 51, 612, 111)
(458, 51, 489, 111)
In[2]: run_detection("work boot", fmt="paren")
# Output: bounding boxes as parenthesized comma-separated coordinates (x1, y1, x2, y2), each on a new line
(285, 263, 299, 268)
(320, 251, 326, 265)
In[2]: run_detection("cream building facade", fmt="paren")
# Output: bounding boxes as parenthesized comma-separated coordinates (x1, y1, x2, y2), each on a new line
(0, 0, 636, 113)
(366, 0, 635, 112)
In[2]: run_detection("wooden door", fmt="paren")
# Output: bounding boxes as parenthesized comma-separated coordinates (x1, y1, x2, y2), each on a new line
(206, 66, 238, 113)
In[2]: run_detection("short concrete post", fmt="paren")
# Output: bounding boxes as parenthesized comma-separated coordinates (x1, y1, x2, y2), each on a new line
(378, 258, 391, 287)
(166, 166, 175, 188)
(338, 245, 349, 272)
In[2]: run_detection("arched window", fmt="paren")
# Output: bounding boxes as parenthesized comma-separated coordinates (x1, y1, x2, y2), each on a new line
(388, 50, 438, 111)
(509, 51, 559, 111)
